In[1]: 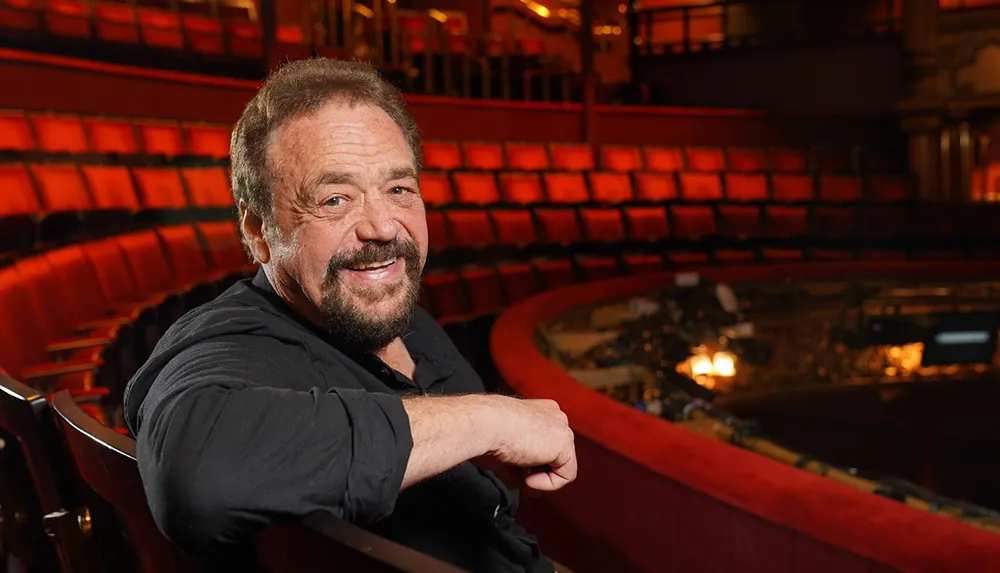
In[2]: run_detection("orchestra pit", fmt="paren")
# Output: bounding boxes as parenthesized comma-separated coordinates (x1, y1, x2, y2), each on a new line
(2, 0, 1000, 571)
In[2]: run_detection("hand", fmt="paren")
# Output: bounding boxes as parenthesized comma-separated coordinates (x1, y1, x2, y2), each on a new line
(486, 397, 578, 492)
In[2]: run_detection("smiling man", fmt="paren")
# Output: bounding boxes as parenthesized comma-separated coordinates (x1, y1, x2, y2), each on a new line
(123, 59, 576, 572)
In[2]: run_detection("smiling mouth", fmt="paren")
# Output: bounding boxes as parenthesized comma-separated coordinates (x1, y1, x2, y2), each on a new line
(347, 258, 396, 272)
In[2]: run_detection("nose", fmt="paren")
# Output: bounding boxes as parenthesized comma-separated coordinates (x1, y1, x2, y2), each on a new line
(354, 192, 399, 243)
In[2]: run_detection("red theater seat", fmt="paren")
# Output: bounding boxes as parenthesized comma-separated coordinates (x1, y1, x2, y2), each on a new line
(588, 172, 633, 203)
(196, 220, 248, 270)
(579, 208, 626, 243)
(726, 148, 767, 172)
(93, 3, 140, 44)
(764, 205, 808, 238)
(116, 230, 176, 294)
(497, 262, 538, 304)
(136, 121, 185, 157)
(460, 266, 505, 315)
(670, 205, 716, 239)
(83, 118, 139, 155)
(600, 145, 642, 172)
(423, 140, 463, 170)
(181, 167, 232, 207)
(859, 205, 907, 240)
(452, 172, 500, 205)
(419, 171, 453, 206)
(422, 271, 468, 319)
(818, 175, 862, 202)
(725, 173, 768, 202)
(549, 143, 594, 171)
(535, 207, 582, 244)
(82, 238, 145, 306)
(0, 163, 42, 214)
(769, 147, 808, 172)
(622, 253, 663, 274)
(28, 164, 90, 211)
(684, 147, 725, 172)
(642, 147, 684, 172)
(184, 124, 230, 158)
(867, 175, 912, 201)
(577, 256, 620, 281)
(0, 0, 42, 32)
(491, 209, 537, 246)
(461, 141, 504, 170)
(811, 147, 852, 172)
(811, 205, 857, 239)
(716, 204, 762, 239)
(771, 174, 815, 202)
(498, 172, 545, 205)
(445, 210, 496, 248)
(157, 225, 212, 286)
(132, 168, 189, 209)
(181, 14, 225, 54)
(624, 206, 670, 242)
(533, 258, 577, 290)
(633, 173, 679, 202)
(0, 110, 35, 152)
(31, 114, 88, 154)
(80, 165, 140, 210)
(679, 172, 723, 201)
(138, 9, 183, 49)
(542, 172, 588, 203)
(425, 210, 449, 250)
(44, 245, 125, 324)
(225, 20, 263, 58)
(504, 142, 549, 171)
(45, 0, 91, 39)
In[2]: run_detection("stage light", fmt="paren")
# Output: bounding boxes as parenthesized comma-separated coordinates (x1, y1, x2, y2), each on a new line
(690, 354, 713, 376)
(712, 351, 736, 377)
(612, 26, 622, 35)
(619, 4, 628, 14)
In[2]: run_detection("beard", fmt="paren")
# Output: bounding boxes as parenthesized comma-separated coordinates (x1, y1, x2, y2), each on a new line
(319, 238, 423, 355)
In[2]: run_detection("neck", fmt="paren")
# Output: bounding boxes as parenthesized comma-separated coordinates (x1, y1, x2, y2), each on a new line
(374, 338, 415, 380)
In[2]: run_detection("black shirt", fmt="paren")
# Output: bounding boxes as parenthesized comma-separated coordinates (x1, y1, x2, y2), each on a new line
(124, 270, 553, 573)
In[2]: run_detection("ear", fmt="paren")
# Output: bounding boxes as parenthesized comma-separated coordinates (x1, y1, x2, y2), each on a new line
(239, 201, 271, 264)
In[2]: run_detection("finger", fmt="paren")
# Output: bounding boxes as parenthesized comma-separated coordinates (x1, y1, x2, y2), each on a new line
(524, 470, 572, 491)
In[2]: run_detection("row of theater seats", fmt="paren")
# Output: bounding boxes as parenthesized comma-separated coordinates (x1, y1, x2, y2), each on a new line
(422, 139, 899, 175)
(0, 221, 249, 387)
(420, 169, 911, 206)
(0, 163, 233, 251)
(0, 0, 320, 60)
(0, 109, 230, 159)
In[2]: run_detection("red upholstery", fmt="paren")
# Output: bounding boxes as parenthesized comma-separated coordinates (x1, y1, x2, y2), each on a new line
(579, 208, 626, 243)
(157, 225, 211, 285)
(576, 256, 620, 281)
(135, 121, 184, 156)
(459, 266, 505, 314)
(183, 124, 230, 159)
(868, 176, 912, 201)
(80, 165, 140, 210)
(31, 114, 88, 154)
(425, 210, 449, 249)
(461, 141, 504, 170)
(0, 110, 34, 151)
(726, 147, 767, 172)
(181, 167, 232, 207)
(717, 204, 762, 239)
(588, 172, 633, 204)
(423, 140, 463, 170)
(535, 207, 582, 244)
(132, 167, 189, 209)
(679, 172, 723, 201)
(533, 259, 577, 289)
(93, 3, 139, 44)
(600, 145, 642, 172)
(549, 143, 594, 171)
(181, 14, 225, 54)
(505, 142, 549, 171)
(45, 1, 90, 39)
(82, 237, 142, 304)
(418, 171, 453, 206)
(621, 253, 663, 274)
(491, 209, 537, 246)
(684, 147, 725, 172)
(812, 148, 852, 172)
(445, 210, 495, 248)
(116, 230, 175, 293)
(498, 172, 545, 205)
(638, 147, 682, 173)
(138, 8, 184, 49)
(84, 118, 139, 155)
(225, 20, 263, 58)
(633, 173, 679, 202)
(765, 205, 808, 238)
(0, 164, 40, 215)
(452, 172, 500, 205)
(725, 173, 769, 202)
(195, 220, 247, 270)
(422, 271, 467, 318)
(29, 163, 90, 211)
(671, 205, 716, 239)
(542, 172, 588, 204)
(819, 175, 863, 202)
(624, 206, 669, 242)
(771, 174, 815, 202)
(811, 205, 857, 239)
(769, 147, 808, 172)
(497, 262, 538, 304)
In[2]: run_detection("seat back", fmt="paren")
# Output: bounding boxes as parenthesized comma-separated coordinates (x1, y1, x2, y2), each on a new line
(116, 230, 174, 293)
(44, 246, 114, 323)
(0, 163, 42, 215)
(29, 163, 92, 211)
(180, 167, 232, 207)
(82, 237, 141, 304)
(49, 389, 207, 573)
(157, 225, 211, 286)
(196, 220, 247, 270)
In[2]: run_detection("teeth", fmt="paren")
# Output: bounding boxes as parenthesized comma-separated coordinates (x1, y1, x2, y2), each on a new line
(353, 259, 395, 271)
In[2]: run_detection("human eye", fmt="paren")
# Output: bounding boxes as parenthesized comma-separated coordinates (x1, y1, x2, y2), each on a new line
(323, 195, 344, 207)
(389, 186, 410, 195)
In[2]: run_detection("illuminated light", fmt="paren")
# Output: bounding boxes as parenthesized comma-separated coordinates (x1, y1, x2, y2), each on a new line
(429, 9, 447, 22)
(633, 36, 643, 45)
(387, 0, 395, 3)
(619, 3, 627, 13)
(690, 354, 713, 376)
(935, 330, 990, 345)
(696, 376, 716, 390)
(612, 25, 622, 35)
(593, 25, 603, 34)
(353, 4, 373, 18)
(601, 25, 612, 34)
(558, 8, 568, 17)
(712, 351, 736, 377)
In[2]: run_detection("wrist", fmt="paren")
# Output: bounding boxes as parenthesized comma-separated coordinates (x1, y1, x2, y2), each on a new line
(472, 394, 511, 456)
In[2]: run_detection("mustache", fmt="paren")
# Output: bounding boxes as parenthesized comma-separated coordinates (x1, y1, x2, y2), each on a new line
(325, 239, 420, 280)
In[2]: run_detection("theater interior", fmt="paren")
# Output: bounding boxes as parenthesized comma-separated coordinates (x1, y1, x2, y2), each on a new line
(3, 0, 1000, 571)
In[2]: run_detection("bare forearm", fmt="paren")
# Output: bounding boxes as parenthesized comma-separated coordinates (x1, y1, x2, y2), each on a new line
(400, 394, 501, 489)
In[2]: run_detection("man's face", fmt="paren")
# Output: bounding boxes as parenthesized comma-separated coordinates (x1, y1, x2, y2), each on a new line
(258, 100, 427, 353)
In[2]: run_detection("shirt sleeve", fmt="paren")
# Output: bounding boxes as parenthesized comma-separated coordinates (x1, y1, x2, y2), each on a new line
(133, 333, 413, 557)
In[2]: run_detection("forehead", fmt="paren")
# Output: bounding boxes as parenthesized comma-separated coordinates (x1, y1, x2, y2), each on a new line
(267, 100, 414, 176)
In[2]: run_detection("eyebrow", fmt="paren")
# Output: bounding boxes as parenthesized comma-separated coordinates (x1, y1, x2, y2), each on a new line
(310, 166, 418, 190)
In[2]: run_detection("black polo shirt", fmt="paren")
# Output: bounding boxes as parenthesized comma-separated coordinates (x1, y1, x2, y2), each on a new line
(124, 270, 553, 573)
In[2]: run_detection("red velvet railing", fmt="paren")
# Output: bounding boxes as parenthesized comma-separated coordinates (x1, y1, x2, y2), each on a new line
(491, 261, 1000, 573)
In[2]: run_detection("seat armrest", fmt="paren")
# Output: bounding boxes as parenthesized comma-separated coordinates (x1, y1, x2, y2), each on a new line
(21, 358, 101, 381)
(47, 335, 112, 353)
